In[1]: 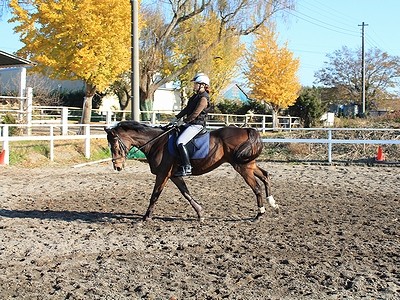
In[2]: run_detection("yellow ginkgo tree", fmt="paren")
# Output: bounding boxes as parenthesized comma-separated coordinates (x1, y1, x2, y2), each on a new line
(9, 0, 135, 124)
(171, 12, 244, 104)
(247, 24, 301, 128)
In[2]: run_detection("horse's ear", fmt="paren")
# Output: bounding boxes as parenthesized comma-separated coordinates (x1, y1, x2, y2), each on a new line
(104, 127, 112, 134)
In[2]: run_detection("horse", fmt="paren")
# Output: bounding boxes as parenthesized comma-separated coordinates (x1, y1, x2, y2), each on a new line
(105, 121, 278, 222)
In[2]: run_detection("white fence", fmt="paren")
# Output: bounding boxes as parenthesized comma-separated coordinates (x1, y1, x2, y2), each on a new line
(0, 105, 301, 132)
(1, 123, 400, 165)
(263, 127, 400, 163)
(0, 124, 105, 165)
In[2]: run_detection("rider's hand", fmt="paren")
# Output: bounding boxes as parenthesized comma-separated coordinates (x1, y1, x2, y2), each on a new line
(167, 117, 182, 128)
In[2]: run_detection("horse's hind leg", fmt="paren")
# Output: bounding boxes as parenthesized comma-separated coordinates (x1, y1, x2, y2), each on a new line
(233, 163, 266, 220)
(254, 165, 279, 211)
(170, 177, 203, 222)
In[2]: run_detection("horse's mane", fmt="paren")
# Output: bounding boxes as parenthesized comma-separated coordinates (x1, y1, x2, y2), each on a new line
(115, 121, 163, 133)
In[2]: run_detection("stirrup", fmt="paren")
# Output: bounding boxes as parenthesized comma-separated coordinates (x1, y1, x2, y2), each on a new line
(174, 165, 192, 177)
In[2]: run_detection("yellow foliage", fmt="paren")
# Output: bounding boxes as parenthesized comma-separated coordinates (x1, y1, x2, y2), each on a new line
(171, 12, 244, 102)
(247, 25, 301, 111)
(9, 0, 144, 92)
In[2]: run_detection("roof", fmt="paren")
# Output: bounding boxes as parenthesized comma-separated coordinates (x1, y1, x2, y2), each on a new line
(0, 50, 34, 68)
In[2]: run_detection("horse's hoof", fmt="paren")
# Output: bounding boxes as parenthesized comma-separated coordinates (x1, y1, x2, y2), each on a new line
(142, 215, 152, 222)
(253, 212, 265, 222)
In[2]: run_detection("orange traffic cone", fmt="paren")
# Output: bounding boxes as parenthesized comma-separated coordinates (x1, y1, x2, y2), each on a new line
(0, 150, 5, 165)
(375, 146, 385, 162)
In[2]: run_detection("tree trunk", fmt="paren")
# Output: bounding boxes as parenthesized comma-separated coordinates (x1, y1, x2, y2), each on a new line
(80, 96, 93, 124)
(78, 83, 96, 134)
(272, 109, 279, 131)
(80, 83, 97, 125)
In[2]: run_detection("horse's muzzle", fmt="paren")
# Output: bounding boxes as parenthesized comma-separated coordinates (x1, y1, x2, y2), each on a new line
(112, 159, 125, 171)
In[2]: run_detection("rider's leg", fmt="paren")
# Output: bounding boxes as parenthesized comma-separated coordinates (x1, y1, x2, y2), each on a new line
(175, 143, 192, 176)
(174, 125, 203, 177)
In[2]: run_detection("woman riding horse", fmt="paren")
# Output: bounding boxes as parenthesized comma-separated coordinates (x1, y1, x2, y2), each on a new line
(105, 120, 279, 221)
(173, 72, 212, 177)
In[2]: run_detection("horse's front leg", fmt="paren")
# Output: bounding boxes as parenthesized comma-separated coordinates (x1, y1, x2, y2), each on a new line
(170, 177, 204, 222)
(143, 174, 169, 221)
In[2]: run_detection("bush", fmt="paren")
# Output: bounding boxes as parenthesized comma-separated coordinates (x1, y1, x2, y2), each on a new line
(1, 113, 21, 136)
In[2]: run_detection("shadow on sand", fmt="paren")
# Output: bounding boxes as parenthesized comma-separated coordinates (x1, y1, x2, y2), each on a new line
(0, 209, 142, 223)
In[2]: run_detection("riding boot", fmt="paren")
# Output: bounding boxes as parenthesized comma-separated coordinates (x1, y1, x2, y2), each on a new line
(174, 143, 192, 177)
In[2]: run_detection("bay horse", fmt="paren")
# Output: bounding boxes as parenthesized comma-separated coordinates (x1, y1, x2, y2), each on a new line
(105, 121, 278, 222)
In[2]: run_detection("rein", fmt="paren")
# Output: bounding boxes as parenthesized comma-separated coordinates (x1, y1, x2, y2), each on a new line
(113, 125, 176, 159)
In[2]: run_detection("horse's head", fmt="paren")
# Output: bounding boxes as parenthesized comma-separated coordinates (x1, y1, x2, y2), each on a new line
(104, 125, 131, 171)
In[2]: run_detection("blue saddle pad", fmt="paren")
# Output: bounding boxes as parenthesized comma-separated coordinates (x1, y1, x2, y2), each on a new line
(168, 132, 210, 159)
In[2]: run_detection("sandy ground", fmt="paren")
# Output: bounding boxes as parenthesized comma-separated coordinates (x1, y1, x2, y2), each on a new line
(0, 161, 399, 299)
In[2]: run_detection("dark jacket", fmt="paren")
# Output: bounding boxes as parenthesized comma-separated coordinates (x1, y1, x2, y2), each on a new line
(176, 91, 210, 126)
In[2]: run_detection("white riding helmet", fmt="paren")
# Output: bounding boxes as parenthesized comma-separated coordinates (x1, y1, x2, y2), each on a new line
(192, 73, 210, 86)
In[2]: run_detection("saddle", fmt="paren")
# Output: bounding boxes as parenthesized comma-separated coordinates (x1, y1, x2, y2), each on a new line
(168, 129, 210, 159)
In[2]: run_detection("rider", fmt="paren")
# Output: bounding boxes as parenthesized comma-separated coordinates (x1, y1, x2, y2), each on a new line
(173, 72, 211, 177)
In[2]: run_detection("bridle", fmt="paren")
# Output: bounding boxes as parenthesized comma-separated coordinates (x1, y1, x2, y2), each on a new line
(112, 133, 131, 162)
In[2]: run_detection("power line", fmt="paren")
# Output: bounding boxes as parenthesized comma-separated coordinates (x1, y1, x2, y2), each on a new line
(285, 9, 359, 37)
(299, 0, 357, 30)
(303, 0, 356, 27)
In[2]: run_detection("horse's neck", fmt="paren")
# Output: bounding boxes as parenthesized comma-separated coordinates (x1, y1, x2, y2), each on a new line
(135, 128, 166, 153)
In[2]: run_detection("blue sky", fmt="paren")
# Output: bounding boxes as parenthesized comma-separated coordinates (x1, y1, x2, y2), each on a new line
(276, 0, 400, 86)
(1, 0, 399, 87)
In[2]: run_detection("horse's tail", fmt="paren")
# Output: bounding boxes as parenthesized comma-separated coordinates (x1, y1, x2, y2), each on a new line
(233, 128, 263, 164)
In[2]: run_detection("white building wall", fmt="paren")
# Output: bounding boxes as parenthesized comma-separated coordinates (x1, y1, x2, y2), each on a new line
(153, 88, 181, 112)
(0, 67, 85, 94)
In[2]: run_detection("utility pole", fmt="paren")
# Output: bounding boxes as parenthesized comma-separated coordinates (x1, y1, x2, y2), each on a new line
(131, 0, 140, 121)
(358, 21, 368, 116)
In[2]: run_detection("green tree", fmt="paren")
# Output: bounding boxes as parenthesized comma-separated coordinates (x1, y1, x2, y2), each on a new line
(315, 46, 400, 111)
(288, 87, 324, 128)
(246, 24, 301, 127)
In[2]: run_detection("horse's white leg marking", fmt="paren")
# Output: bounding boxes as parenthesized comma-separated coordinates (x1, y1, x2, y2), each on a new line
(259, 206, 266, 214)
(267, 195, 279, 209)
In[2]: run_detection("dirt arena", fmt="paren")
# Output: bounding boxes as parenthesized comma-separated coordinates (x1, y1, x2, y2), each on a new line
(1, 160, 399, 299)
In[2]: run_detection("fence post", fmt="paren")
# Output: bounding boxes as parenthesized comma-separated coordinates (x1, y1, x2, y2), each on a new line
(2, 126, 10, 165)
(26, 87, 33, 136)
(84, 125, 91, 159)
(106, 110, 112, 125)
(62, 107, 69, 135)
(262, 116, 266, 134)
(327, 129, 332, 163)
(50, 125, 54, 161)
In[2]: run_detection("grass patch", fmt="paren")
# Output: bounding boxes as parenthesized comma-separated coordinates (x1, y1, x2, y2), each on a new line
(6, 139, 111, 167)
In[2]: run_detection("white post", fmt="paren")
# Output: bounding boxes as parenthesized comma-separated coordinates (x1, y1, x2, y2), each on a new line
(49, 125, 54, 161)
(2, 126, 10, 165)
(328, 129, 332, 163)
(26, 87, 33, 135)
(18, 67, 27, 122)
(272, 112, 277, 131)
(61, 107, 68, 135)
(106, 110, 112, 125)
(84, 125, 91, 159)
(262, 116, 266, 134)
